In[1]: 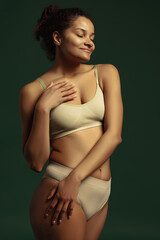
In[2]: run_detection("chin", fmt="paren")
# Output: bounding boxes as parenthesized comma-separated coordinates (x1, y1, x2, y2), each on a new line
(69, 52, 90, 63)
(77, 55, 91, 62)
(81, 59, 90, 63)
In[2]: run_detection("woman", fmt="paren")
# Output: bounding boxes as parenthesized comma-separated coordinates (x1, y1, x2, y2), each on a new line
(19, 4, 123, 240)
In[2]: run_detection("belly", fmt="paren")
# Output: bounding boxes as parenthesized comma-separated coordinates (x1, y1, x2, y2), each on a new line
(49, 126, 111, 181)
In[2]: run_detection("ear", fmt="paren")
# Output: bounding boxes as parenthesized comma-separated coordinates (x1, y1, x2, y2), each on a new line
(52, 31, 62, 46)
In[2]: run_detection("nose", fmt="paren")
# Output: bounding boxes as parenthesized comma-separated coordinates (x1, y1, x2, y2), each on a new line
(84, 39, 94, 48)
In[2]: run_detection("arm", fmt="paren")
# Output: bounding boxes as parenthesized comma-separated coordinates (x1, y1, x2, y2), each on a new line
(43, 64, 123, 224)
(19, 83, 50, 172)
(70, 64, 123, 182)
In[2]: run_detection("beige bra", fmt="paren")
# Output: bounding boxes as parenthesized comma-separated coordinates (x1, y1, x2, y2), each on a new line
(37, 65, 105, 140)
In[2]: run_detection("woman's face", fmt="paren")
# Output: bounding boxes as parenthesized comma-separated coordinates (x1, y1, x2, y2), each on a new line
(56, 16, 95, 62)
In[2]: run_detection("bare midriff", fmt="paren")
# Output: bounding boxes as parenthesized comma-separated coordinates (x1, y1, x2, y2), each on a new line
(49, 125, 111, 181)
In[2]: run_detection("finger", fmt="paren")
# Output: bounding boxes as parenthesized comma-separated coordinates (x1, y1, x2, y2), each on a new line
(57, 201, 69, 224)
(67, 200, 75, 219)
(46, 82, 53, 89)
(44, 197, 58, 218)
(47, 186, 57, 200)
(61, 88, 77, 97)
(61, 83, 75, 90)
(46, 80, 68, 90)
(61, 84, 76, 94)
(53, 80, 69, 87)
(62, 94, 77, 103)
(51, 199, 64, 225)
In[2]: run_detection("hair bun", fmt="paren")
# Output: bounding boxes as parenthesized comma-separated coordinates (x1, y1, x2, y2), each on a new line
(38, 4, 60, 25)
(34, 4, 61, 40)
(43, 4, 60, 18)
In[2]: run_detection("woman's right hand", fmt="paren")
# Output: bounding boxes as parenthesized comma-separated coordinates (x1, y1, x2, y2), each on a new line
(36, 80, 77, 112)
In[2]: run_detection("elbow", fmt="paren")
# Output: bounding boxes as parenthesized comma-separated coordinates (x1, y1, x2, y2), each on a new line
(27, 155, 45, 173)
(104, 129, 122, 144)
(115, 136, 122, 145)
(110, 134, 122, 145)
(27, 158, 43, 173)
(28, 162, 43, 173)
(23, 149, 44, 173)
(117, 136, 122, 143)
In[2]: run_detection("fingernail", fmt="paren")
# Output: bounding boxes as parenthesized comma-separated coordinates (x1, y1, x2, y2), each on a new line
(58, 220, 62, 224)
(45, 213, 49, 217)
(52, 220, 56, 225)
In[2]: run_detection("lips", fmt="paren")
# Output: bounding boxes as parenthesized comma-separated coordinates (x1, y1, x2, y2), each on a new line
(80, 48, 92, 53)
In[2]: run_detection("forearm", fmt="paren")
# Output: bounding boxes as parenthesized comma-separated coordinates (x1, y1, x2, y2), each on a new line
(24, 104, 50, 172)
(70, 131, 122, 182)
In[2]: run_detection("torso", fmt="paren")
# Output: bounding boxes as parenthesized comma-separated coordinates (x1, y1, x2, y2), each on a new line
(33, 64, 111, 181)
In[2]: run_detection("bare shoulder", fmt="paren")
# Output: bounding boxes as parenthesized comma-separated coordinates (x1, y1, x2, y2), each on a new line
(96, 64, 120, 91)
(19, 79, 43, 113)
(20, 81, 35, 95)
(96, 63, 120, 78)
(19, 76, 44, 98)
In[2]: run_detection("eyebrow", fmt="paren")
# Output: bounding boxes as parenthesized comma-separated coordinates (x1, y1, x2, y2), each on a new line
(74, 28, 95, 37)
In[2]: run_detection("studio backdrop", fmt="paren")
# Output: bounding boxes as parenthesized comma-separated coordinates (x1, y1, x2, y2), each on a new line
(0, 0, 159, 239)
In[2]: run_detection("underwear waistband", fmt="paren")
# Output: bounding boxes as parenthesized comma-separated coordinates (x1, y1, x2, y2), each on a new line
(43, 161, 112, 189)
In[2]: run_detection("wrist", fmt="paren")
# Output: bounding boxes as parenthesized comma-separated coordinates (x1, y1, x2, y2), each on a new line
(68, 170, 82, 184)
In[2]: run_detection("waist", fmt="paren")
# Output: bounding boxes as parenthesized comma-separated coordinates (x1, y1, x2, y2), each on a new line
(43, 161, 111, 185)
(49, 125, 111, 180)
(50, 125, 103, 166)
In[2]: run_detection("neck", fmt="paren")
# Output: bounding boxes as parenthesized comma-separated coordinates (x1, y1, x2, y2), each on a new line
(49, 53, 87, 78)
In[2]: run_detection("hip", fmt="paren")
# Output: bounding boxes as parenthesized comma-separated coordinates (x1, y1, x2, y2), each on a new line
(47, 157, 111, 181)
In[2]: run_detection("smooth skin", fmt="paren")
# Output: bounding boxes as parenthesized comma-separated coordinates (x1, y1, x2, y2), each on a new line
(19, 16, 123, 240)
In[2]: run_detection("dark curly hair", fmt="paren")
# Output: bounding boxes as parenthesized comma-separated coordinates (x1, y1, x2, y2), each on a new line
(33, 4, 95, 61)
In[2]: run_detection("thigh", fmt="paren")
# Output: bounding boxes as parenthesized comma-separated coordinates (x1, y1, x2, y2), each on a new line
(29, 178, 86, 240)
(85, 200, 109, 240)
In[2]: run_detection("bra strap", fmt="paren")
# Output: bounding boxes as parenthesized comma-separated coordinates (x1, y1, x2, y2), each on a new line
(94, 65, 99, 85)
(37, 78, 46, 89)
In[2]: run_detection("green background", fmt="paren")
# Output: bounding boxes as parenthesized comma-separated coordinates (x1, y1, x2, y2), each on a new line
(0, 0, 159, 239)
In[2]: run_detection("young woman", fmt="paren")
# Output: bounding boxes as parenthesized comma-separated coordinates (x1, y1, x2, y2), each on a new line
(19, 4, 123, 240)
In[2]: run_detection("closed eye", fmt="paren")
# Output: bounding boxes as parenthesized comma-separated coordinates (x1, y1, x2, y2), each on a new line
(77, 34, 95, 42)
(77, 34, 83, 38)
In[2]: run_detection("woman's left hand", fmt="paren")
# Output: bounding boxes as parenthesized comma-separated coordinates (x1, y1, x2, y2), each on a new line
(44, 173, 81, 225)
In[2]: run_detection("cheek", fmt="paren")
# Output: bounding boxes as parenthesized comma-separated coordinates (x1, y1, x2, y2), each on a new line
(65, 37, 82, 47)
